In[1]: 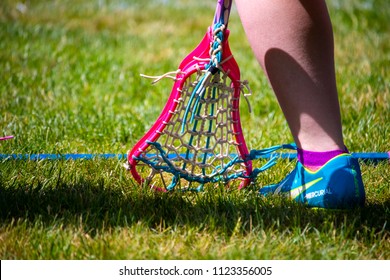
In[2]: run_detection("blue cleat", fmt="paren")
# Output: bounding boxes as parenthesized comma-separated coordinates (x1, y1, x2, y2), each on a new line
(259, 154, 366, 209)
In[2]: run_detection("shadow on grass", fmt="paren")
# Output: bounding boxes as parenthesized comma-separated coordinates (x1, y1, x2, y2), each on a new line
(1, 176, 388, 240)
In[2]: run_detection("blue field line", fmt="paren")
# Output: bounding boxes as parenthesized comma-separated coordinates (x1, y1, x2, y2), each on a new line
(0, 152, 389, 162)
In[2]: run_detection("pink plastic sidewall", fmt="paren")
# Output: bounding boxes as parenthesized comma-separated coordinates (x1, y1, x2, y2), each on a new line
(219, 31, 253, 188)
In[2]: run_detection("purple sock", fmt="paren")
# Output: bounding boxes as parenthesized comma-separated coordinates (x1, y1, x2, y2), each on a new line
(297, 147, 348, 170)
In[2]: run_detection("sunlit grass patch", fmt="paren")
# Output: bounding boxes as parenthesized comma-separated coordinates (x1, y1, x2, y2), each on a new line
(0, 0, 389, 260)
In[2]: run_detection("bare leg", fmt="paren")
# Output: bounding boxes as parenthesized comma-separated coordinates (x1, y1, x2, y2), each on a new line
(235, 0, 344, 152)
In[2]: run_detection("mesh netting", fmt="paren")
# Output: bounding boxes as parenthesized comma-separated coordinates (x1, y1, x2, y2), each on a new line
(132, 68, 250, 191)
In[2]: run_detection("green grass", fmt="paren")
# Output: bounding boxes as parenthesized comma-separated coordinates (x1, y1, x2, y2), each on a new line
(0, 0, 389, 259)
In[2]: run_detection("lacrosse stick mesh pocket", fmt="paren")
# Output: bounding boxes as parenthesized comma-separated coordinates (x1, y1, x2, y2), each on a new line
(130, 68, 253, 191)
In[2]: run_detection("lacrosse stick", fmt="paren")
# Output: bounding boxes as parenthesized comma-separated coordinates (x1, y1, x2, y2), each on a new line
(0, 136, 14, 141)
(126, 0, 278, 191)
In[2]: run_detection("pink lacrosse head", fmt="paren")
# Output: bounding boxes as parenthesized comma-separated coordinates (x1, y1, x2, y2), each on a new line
(127, 26, 253, 191)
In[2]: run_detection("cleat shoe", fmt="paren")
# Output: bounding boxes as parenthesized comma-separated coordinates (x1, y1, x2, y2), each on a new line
(259, 154, 366, 209)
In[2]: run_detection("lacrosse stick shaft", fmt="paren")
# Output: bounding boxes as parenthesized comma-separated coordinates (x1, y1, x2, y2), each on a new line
(0, 135, 14, 141)
(213, 0, 233, 28)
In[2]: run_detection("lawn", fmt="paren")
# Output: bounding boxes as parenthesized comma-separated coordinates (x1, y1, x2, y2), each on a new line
(0, 0, 389, 259)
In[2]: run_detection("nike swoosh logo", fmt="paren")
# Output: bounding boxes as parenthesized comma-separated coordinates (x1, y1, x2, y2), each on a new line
(289, 177, 324, 200)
